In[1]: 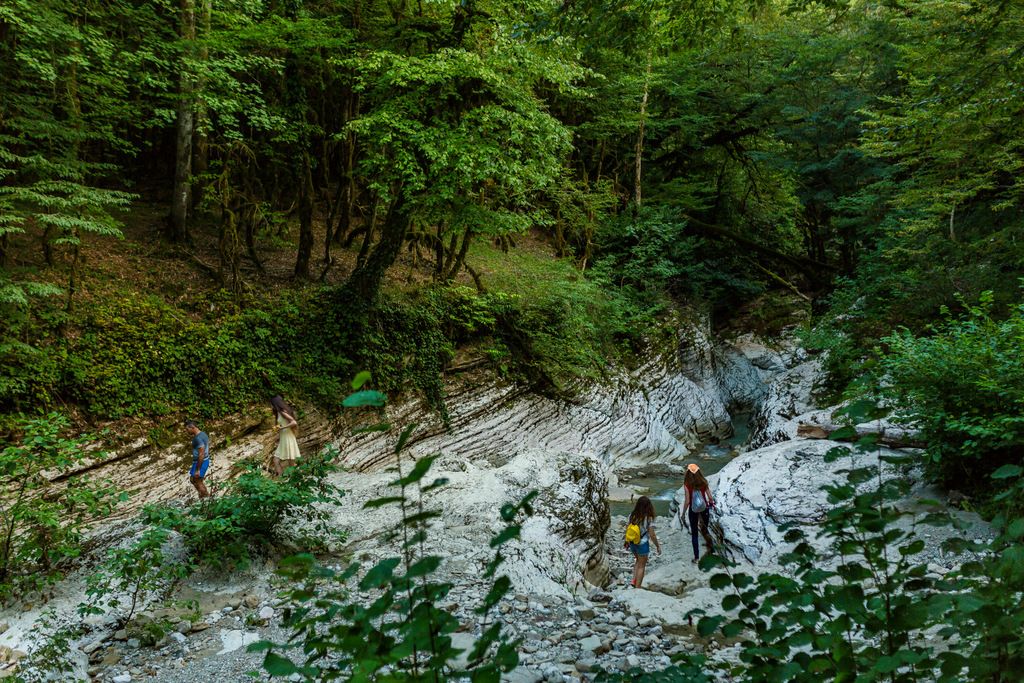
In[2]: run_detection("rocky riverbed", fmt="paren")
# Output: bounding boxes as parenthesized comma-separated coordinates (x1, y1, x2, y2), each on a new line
(0, 321, 993, 682)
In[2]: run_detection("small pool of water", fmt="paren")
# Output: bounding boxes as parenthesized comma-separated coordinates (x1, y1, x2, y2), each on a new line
(609, 412, 750, 519)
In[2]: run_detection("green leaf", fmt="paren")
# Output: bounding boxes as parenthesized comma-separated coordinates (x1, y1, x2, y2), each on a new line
(992, 465, 1023, 480)
(721, 620, 745, 638)
(489, 526, 521, 548)
(828, 426, 858, 441)
(392, 454, 437, 487)
(1006, 518, 1024, 540)
(709, 573, 731, 590)
(405, 556, 442, 579)
(363, 496, 406, 510)
(359, 557, 401, 590)
(262, 652, 298, 676)
(394, 423, 417, 455)
(697, 615, 724, 637)
(342, 390, 387, 408)
(351, 371, 372, 389)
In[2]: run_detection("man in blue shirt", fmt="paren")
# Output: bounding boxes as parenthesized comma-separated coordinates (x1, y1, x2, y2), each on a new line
(185, 420, 211, 499)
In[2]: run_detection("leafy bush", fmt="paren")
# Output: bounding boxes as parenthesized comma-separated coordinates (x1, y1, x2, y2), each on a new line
(16, 610, 84, 683)
(3, 271, 670, 421)
(0, 275, 62, 415)
(143, 448, 345, 569)
(56, 294, 310, 418)
(80, 527, 191, 623)
(255, 425, 530, 680)
(0, 412, 124, 601)
(691, 402, 1024, 681)
(880, 293, 1024, 501)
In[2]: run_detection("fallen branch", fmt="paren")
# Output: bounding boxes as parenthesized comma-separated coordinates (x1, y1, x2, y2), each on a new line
(752, 261, 810, 301)
(796, 420, 926, 449)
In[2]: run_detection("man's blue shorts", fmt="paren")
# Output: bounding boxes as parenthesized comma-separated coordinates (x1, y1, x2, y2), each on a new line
(629, 541, 650, 557)
(190, 459, 210, 478)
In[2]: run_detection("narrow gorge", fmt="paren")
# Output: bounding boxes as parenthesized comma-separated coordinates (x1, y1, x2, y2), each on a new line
(0, 319, 990, 682)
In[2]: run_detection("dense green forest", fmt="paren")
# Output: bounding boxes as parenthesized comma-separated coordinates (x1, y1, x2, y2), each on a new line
(3, 0, 1023, 479)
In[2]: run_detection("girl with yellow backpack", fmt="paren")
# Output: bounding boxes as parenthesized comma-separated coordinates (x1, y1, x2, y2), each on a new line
(623, 496, 661, 588)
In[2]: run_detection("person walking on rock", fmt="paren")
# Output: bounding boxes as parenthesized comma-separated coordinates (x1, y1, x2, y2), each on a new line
(624, 496, 661, 589)
(683, 463, 715, 563)
(185, 420, 211, 499)
(270, 395, 300, 476)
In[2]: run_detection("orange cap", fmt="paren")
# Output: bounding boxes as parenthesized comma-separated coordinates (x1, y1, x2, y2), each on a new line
(687, 463, 700, 473)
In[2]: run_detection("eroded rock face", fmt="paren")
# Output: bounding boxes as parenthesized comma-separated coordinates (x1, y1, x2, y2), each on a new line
(705, 438, 908, 566)
(333, 346, 737, 475)
(747, 357, 822, 449)
(321, 449, 613, 595)
(541, 457, 612, 587)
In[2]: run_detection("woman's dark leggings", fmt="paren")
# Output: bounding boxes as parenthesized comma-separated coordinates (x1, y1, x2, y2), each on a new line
(688, 509, 711, 559)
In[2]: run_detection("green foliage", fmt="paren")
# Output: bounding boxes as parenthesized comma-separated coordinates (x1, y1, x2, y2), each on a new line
(0, 412, 124, 601)
(592, 207, 763, 309)
(0, 0, 138, 302)
(880, 294, 1024, 503)
(2, 268, 665, 422)
(349, 35, 575, 231)
(801, 0, 1024, 399)
(944, 467, 1024, 677)
(255, 421, 529, 680)
(694, 402, 1024, 681)
(16, 610, 84, 683)
(80, 527, 192, 623)
(143, 448, 345, 569)
(0, 275, 62, 413)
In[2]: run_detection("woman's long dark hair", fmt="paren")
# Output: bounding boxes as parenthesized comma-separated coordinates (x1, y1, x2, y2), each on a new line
(270, 395, 293, 420)
(629, 496, 656, 526)
(684, 468, 709, 491)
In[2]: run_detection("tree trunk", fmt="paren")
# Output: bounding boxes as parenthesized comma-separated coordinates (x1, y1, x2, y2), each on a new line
(320, 180, 344, 280)
(294, 153, 315, 279)
(441, 231, 458, 276)
(343, 194, 410, 306)
(191, 0, 212, 210)
(444, 225, 473, 281)
(169, 0, 196, 242)
(65, 241, 81, 314)
(433, 222, 445, 279)
(356, 198, 378, 269)
(633, 54, 652, 210)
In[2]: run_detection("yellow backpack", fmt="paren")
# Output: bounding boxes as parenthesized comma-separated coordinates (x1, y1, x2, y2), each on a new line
(624, 522, 642, 545)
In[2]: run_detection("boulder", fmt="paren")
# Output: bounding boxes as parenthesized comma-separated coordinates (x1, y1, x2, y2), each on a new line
(708, 439, 917, 566)
(747, 359, 821, 449)
(216, 630, 259, 655)
(322, 449, 612, 597)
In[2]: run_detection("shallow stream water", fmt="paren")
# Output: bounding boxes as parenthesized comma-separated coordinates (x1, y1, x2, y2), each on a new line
(609, 412, 750, 518)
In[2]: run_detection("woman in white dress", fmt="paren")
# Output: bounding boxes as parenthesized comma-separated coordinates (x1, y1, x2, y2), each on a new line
(270, 395, 300, 476)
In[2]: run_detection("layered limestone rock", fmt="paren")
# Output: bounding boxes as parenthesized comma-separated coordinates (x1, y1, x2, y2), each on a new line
(73, 319, 758, 523)
(333, 345, 737, 475)
(747, 357, 821, 449)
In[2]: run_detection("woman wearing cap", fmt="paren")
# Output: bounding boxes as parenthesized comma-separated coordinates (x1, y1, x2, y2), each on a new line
(683, 463, 715, 563)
